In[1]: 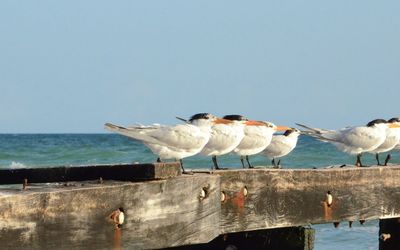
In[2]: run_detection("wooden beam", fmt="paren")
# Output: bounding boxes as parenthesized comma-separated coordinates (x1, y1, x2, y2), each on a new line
(0, 175, 220, 249)
(0, 162, 181, 184)
(216, 166, 400, 234)
(2, 165, 400, 249)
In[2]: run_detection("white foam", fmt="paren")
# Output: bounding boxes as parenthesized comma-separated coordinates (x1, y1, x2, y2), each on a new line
(9, 161, 28, 169)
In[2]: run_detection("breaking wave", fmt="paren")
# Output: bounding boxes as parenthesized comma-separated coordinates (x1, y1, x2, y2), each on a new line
(9, 161, 28, 169)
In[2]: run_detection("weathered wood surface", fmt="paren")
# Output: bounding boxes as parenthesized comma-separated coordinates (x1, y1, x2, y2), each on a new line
(2, 165, 400, 249)
(0, 175, 220, 249)
(0, 162, 181, 184)
(218, 166, 400, 234)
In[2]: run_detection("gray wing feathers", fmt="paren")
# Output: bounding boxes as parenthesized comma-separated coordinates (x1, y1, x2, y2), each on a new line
(104, 123, 167, 146)
(296, 123, 340, 143)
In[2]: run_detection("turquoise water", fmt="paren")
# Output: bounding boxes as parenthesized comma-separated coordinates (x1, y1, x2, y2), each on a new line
(1, 134, 399, 249)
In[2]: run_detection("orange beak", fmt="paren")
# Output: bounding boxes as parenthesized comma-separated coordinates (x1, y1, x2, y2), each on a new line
(245, 120, 266, 126)
(276, 125, 290, 131)
(389, 123, 400, 128)
(214, 118, 233, 124)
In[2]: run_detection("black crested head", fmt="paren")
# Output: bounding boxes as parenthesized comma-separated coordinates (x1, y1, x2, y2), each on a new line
(388, 117, 400, 123)
(283, 129, 294, 136)
(283, 128, 299, 136)
(189, 113, 212, 122)
(119, 207, 125, 213)
(223, 115, 248, 121)
(366, 119, 387, 127)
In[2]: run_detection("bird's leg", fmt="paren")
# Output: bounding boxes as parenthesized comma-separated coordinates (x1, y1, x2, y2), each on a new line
(272, 158, 276, 167)
(212, 156, 219, 170)
(355, 154, 363, 167)
(240, 156, 246, 169)
(156, 157, 162, 163)
(179, 159, 192, 175)
(246, 155, 254, 169)
(375, 153, 381, 166)
(384, 154, 391, 166)
(213, 156, 227, 170)
(273, 159, 281, 169)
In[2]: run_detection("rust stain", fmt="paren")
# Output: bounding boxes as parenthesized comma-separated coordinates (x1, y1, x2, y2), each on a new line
(113, 227, 122, 250)
(231, 187, 247, 214)
(322, 196, 340, 221)
(322, 201, 333, 221)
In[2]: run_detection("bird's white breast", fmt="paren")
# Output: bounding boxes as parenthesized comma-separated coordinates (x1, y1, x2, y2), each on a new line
(201, 123, 245, 156)
(234, 126, 274, 156)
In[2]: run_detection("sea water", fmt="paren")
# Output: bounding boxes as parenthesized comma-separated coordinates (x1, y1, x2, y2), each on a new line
(1, 134, 399, 249)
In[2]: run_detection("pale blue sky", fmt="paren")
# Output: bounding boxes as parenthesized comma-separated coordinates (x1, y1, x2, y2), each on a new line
(1, 1, 399, 133)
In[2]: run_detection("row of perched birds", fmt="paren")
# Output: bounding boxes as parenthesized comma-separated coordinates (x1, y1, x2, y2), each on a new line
(105, 114, 400, 173)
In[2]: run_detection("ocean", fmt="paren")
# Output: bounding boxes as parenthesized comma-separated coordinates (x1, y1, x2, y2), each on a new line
(1, 134, 399, 249)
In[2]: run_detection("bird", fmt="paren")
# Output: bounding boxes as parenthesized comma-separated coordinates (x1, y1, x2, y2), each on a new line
(105, 113, 218, 174)
(369, 117, 400, 166)
(296, 119, 395, 167)
(223, 115, 289, 168)
(262, 128, 301, 168)
(109, 207, 125, 229)
(179, 114, 246, 170)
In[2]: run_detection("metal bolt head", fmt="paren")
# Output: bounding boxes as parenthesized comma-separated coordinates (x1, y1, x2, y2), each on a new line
(221, 191, 226, 202)
(380, 233, 391, 242)
(326, 191, 333, 207)
(200, 188, 206, 199)
(243, 186, 248, 197)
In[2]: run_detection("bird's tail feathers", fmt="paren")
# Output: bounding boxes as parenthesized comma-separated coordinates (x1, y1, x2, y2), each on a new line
(295, 123, 340, 143)
(104, 123, 162, 145)
(295, 123, 325, 134)
(311, 133, 340, 143)
(105, 123, 127, 132)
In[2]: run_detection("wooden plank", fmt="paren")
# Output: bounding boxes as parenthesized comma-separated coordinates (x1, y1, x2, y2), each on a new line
(0, 162, 181, 184)
(0, 175, 220, 249)
(2, 165, 400, 249)
(217, 166, 400, 234)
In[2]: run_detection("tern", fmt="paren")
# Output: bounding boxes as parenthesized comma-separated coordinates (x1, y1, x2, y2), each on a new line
(105, 113, 218, 173)
(262, 128, 301, 168)
(178, 113, 246, 170)
(223, 115, 289, 168)
(369, 117, 400, 166)
(296, 119, 398, 167)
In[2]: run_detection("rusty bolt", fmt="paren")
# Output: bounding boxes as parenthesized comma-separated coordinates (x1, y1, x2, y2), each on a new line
(243, 186, 248, 197)
(379, 233, 391, 242)
(221, 191, 226, 202)
(326, 191, 333, 207)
